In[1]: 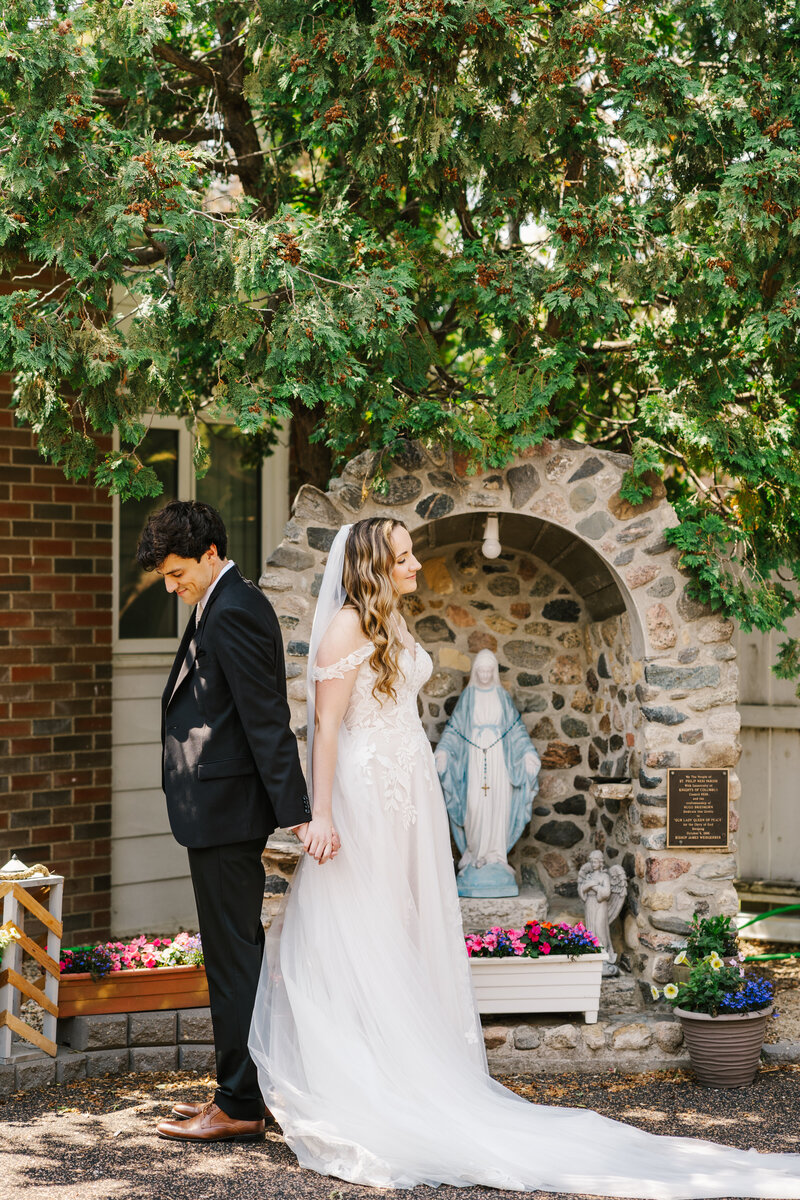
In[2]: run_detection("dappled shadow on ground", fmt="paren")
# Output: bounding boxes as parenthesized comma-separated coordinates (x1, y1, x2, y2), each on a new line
(1, 1067, 799, 1200)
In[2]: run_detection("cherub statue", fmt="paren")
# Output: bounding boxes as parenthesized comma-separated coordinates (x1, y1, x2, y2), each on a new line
(577, 850, 627, 976)
(434, 649, 540, 898)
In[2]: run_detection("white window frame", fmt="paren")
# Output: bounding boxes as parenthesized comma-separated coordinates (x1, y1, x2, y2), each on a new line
(112, 414, 289, 654)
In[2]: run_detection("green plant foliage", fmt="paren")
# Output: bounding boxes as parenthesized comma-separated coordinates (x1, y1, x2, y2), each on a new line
(656, 955, 774, 1017)
(1, 1, 799, 682)
(684, 912, 739, 963)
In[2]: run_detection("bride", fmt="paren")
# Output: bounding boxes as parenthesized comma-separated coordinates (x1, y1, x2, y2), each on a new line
(249, 518, 800, 1199)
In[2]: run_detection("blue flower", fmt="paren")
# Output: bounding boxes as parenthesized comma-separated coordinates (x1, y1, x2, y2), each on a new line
(718, 975, 773, 1014)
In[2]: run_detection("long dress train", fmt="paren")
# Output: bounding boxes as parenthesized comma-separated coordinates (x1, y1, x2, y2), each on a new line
(249, 641, 800, 1198)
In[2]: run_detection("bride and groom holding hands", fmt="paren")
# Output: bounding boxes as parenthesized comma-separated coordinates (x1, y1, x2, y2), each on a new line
(139, 499, 800, 1199)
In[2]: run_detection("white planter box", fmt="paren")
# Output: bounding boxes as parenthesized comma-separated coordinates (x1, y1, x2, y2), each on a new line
(469, 952, 608, 1024)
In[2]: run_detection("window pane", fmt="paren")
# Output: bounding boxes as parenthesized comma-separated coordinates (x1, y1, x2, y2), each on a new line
(197, 425, 262, 584)
(118, 429, 179, 640)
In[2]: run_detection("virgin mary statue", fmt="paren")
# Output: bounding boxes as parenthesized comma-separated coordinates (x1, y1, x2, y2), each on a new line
(434, 649, 540, 898)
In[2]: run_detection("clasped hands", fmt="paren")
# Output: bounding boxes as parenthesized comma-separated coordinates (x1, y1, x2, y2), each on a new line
(292, 818, 341, 865)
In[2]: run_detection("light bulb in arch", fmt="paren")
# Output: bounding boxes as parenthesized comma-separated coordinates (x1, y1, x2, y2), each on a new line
(482, 515, 501, 559)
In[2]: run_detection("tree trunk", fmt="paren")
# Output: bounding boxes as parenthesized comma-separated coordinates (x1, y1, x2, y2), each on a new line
(289, 402, 334, 499)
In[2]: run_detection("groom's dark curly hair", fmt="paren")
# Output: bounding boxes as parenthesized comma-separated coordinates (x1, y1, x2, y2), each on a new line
(137, 500, 228, 570)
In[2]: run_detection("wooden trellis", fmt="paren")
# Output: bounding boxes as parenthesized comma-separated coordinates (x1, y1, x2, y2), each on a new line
(0, 875, 64, 1060)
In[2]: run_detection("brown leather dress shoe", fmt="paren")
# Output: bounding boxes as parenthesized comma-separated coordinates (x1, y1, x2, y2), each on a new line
(171, 1099, 274, 1123)
(157, 1102, 265, 1143)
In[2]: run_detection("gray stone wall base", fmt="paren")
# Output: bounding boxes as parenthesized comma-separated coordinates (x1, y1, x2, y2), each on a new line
(54, 1008, 214, 1086)
(84, 1048, 130, 1077)
(177, 1008, 214, 1043)
(128, 1012, 177, 1046)
(59, 1013, 128, 1051)
(761, 1041, 800, 1064)
(0, 1007, 219, 1095)
(2, 1004, 217, 1094)
(129, 1046, 179, 1073)
(491, 1046, 692, 1075)
(56, 1049, 88, 1084)
(179, 1045, 216, 1072)
(14, 1057, 57, 1092)
(483, 1012, 690, 1074)
(0, 1002, 783, 1095)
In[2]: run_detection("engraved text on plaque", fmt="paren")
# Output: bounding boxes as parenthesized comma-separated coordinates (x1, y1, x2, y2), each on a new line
(667, 769, 729, 849)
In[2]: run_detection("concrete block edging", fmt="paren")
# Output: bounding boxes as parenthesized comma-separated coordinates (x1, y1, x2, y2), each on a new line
(0, 1007, 216, 1096)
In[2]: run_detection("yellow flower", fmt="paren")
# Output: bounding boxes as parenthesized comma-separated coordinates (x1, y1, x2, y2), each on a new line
(673, 950, 688, 966)
(650, 984, 660, 1000)
(710, 958, 722, 971)
(664, 983, 679, 999)
(0, 923, 21, 953)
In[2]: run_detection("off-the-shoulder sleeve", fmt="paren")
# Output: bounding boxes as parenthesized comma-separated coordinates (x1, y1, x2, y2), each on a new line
(311, 642, 372, 682)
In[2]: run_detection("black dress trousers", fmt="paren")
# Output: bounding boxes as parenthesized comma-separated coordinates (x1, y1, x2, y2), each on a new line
(187, 836, 268, 1121)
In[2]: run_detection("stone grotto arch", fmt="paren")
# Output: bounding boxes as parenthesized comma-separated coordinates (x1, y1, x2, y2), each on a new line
(261, 439, 741, 987)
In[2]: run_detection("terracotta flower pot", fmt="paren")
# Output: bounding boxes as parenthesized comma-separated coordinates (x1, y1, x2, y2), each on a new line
(673, 1005, 773, 1088)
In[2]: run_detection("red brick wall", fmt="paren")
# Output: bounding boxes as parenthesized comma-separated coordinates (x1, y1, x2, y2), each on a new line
(0, 391, 113, 944)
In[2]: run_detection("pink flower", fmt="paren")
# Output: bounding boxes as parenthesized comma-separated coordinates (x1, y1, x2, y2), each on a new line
(540, 943, 551, 955)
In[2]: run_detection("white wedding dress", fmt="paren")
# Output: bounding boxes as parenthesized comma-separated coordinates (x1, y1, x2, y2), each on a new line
(249, 640, 800, 1198)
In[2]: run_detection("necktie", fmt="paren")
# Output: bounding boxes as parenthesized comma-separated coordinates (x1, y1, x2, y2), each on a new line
(171, 605, 201, 700)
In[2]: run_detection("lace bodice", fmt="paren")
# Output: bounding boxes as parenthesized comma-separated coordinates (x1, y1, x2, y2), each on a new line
(311, 640, 435, 831)
(311, 643, 374, 682)
(311, 640, 433, 734)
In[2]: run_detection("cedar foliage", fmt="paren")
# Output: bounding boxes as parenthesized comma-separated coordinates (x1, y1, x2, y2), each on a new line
(1, 1, 799, 682)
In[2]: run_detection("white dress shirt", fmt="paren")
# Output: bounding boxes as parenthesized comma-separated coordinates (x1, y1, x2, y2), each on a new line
(197, 559, 236, 625)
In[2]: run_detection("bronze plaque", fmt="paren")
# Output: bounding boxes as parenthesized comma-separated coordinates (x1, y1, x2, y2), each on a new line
(666, 769, 729, 849)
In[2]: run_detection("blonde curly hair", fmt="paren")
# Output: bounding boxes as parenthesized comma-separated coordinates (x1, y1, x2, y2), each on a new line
(342, 517, 408, 702)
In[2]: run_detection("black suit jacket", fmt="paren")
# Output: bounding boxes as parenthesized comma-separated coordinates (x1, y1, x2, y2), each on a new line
(160, 565, 311, 848)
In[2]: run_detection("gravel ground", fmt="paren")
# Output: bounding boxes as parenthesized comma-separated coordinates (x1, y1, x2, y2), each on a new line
(2, 1066, 800, 1200)
(741, 940, 800, 1043)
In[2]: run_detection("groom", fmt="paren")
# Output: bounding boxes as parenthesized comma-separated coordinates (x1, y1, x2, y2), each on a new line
(136, 500, 312, 1143)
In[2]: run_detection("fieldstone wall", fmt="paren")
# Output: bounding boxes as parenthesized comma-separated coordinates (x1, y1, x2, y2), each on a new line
(406, 540, 638, 921)
(261, 439, 742, 991)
